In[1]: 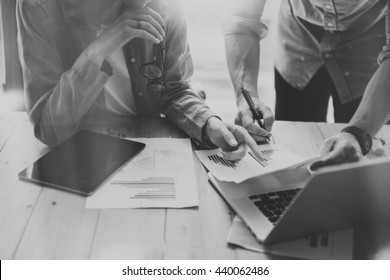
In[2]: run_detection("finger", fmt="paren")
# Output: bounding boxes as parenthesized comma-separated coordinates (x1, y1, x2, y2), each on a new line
(234, 115, 243, 126)
(145, 7, 166, 30)
(135, 18, 164, 42)
(310, 154, 340, 171)
(261, 108, 275, 132)
(138, 14, 165, 39)
(319, 139, 334, 153)
(241, 113, 254, 128)
(230, 126, 264, 160)
(132, 29, 161, 44)
(220, 144, 248, 161)
(310, 144, 359, 171)
(242, 114, 270, 138)
(220, 127, 239, 149)
(124, 7, 165, 33)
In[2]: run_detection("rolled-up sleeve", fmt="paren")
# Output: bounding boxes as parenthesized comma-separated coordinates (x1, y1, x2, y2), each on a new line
(160, 0, 218, 144)
(221, 0, 268, 39)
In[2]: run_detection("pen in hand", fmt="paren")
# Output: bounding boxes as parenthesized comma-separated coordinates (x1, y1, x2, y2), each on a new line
(240, 87, 274, 143)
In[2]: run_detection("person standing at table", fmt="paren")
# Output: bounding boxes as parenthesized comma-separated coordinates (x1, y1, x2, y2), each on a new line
(222, 0, 387, 143)
(311, 1, 390, 169)
(16, 0, 260, 158)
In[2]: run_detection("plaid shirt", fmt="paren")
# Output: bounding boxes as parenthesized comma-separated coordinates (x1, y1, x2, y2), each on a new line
(17, 0, 216, 146)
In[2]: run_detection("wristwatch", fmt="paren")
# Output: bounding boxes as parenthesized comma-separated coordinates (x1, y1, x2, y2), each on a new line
(341, 126, 372, 155)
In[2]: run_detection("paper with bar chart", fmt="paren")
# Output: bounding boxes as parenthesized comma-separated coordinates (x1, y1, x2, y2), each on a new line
(195, 144, 304, 183)
(86, 138, 198, 208)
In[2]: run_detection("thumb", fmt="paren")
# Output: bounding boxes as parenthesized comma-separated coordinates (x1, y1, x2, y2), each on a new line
(241, 114, 254, 127)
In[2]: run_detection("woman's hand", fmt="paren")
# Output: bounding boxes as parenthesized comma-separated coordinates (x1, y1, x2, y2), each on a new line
(86, 6, 166, 66)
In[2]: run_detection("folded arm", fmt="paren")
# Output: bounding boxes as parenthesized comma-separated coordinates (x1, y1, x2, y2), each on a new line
(17, 1, 167, 146)
(17, 1, 112, 146)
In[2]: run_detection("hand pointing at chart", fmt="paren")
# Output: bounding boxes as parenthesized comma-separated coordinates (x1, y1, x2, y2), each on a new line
(203, 117, 263, 161)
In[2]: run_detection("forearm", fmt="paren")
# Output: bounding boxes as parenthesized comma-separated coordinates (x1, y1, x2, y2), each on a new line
(162, 83, 217, 143)
(349, 59, 390, 135)
(222, 0, 267, 103)
(225, 33, 260, 103)
(28, 51, 110, 146)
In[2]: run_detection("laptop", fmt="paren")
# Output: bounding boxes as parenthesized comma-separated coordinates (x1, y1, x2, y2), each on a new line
(19, 130, 145, 196)
(208, 158, 390, 244)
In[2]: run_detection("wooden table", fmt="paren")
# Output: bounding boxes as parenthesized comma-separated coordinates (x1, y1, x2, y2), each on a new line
(1, 111, 390, 260)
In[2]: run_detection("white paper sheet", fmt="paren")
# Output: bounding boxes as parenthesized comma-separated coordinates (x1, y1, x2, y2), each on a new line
(195, 144, 304, 183)
(86, 138, 199, 208)
(228, 216, 353, 260)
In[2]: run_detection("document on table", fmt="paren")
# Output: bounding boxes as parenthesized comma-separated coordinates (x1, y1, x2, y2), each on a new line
(195, 143, 305, 183)
(228, 216, 353, 260)
(86, 138, 199, 209)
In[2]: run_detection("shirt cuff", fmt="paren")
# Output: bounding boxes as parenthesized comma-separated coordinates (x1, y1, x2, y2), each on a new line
(187, 110, 220, 149)
(221, 16, 268, 39)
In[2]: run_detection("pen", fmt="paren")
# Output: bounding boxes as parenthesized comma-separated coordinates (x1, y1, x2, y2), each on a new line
(241, 87, 274, 143)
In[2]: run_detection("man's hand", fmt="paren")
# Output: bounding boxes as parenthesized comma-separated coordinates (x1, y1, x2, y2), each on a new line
(235, 97, 274, 142)
(204, 117, 263, 160)
(86, 6, 166, 66)
(310, 133, 362, 170)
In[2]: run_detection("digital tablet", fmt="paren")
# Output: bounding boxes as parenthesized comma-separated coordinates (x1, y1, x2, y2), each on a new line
(19, 130, 145, 196)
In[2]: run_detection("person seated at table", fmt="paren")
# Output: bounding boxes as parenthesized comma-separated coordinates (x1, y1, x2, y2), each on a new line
(16, 0, 260, 158)
(311, 4, 390, 169)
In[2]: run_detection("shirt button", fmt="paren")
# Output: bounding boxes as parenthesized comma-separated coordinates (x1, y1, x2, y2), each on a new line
(138, 92, 143, 96)
(325, 5, 332, 10)
(327, 23, 334, 27)
(130, 58, 136, 63)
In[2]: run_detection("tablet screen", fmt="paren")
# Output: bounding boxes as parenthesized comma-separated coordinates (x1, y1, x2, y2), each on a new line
(19, 130, 145, 196)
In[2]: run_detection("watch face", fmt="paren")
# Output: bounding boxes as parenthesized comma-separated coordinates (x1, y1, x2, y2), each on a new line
(363, 134, 372, 152)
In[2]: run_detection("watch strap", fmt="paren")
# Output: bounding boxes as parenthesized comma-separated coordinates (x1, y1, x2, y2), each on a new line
(341, 126, 372, 155)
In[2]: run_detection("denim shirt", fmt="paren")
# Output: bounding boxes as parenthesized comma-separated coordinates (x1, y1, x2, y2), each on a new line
(16, 0, 216, 146)
(223, 0, 388, 104)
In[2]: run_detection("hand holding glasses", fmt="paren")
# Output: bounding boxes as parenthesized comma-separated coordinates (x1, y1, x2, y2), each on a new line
(140, 42, 167, 92)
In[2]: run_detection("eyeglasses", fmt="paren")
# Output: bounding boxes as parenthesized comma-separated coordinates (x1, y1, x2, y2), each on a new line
(140, 43, 167, 92)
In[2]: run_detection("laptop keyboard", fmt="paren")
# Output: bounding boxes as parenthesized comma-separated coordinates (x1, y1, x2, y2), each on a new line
(248, 188, 302, 224)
